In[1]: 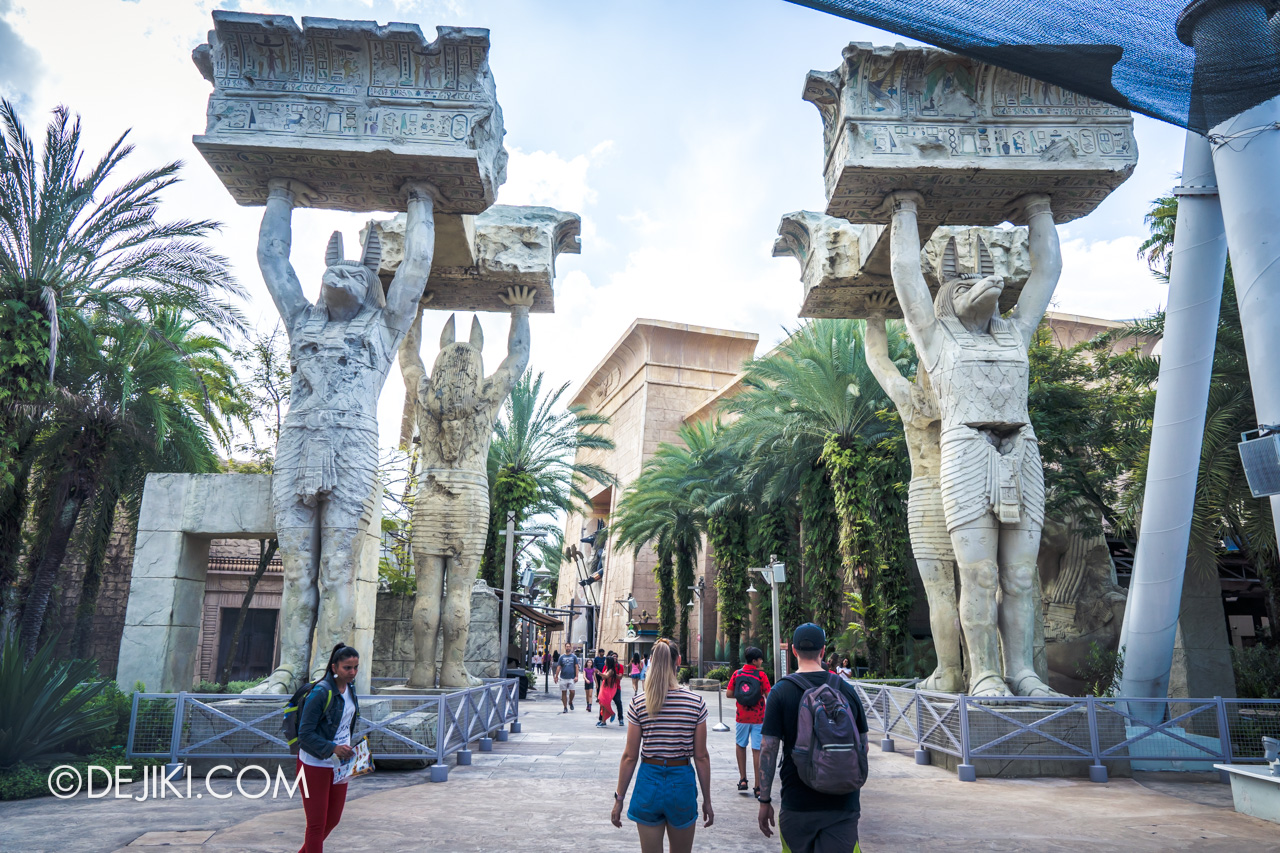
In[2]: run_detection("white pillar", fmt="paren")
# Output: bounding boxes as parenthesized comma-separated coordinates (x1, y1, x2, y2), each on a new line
(1117, 131, 1227, 702)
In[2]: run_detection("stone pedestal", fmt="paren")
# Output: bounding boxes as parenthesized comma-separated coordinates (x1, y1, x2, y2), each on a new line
(365, 204, 581, 314)
(773, 210, 1029, 318)
(191, 12, 506, 214)
(116, 473, 381, 695)
(371, 581, 500, 683)
(803, 43, 1137, 226)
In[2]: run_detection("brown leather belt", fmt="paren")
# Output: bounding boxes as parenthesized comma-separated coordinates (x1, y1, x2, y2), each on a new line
(641, 756, 690, 767)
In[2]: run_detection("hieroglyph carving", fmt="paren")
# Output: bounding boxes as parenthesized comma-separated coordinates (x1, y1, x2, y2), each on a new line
(192, 11, 506, 213)
(863, 315, 964, 692)
(399, 289, 532, 688)
(887, 189, 1063, 698)
(803, 43, 1136, 226)
(246, 178, 438, 694)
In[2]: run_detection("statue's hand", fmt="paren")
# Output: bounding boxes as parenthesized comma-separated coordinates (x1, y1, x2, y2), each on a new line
(500, 285, 536, 311)
(267, 177, 317, 206)
(873, 189, 925, 219)
(403, 180, 447, 206)
(866, 307, 887, 322)
(1006, 193, 1053, 224)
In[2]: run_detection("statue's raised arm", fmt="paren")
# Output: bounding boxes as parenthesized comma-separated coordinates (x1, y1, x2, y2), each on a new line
(256, 178, 315, 328)
(398, 294, 433, 399)
(883, 191, 940, 364)
(1007, 194, 1062, 346)
(384, 182, 441, 335)
(864, 310, 913, 414)
(483, 286, 535, 402)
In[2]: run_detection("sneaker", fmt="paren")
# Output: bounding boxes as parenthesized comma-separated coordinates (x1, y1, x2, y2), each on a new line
(587, 703, 592, 711)
(570, 701, 575, 711)
(561, 708, 568, 714)
(618, 718, 625, 726)
(596, 721, 608, 728)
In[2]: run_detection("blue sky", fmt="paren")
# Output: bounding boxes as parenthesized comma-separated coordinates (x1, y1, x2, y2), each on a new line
(2, 0, 1186, 449)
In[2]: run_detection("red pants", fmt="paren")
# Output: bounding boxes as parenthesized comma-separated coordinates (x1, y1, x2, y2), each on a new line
(297, 759, 347, 853)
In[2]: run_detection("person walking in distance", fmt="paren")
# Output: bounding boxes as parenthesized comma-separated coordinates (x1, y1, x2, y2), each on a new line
(610, 638, 713, 852)
(630, 652, 643, 694)
(584, 656, 597, 712)
(726, 646, 772, 798)
(593, 647, 607, 696)
(555, 643, 579, 713)
(607, 651, 626, 725)
(296, 643, 362, 853)
(758, 624, 869, 853)
(597, 656, 620, 727)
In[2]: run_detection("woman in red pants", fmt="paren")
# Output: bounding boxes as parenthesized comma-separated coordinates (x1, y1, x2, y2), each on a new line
(295, 643, 361, 853)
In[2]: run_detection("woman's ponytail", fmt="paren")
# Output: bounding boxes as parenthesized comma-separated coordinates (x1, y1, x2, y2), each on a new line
(642, 638, 680, 717)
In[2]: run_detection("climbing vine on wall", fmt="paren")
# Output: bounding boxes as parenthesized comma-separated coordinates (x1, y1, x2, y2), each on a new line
(676, 545, 695, 660)
(652, 543, 677, 643)
(800, 465, 843, 643)
(709, 508, 751, 669)
(749, 505, 790, 660)
(823, 431, 914, 673)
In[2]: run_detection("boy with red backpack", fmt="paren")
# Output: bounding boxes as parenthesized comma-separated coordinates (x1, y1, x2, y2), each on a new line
(757, 623, 869, 853)
(725, 646, 772, 798)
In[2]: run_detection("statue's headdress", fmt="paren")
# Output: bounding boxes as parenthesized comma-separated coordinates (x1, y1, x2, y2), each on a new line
(316, 228, 385, 312)
(937, 235, 995, 283)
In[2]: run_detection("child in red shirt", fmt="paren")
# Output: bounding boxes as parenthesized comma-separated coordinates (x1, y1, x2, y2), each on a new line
(725, 646, 772, 798)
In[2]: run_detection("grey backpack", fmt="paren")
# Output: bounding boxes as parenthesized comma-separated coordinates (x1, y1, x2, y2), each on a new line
(787, 673, 868, 794)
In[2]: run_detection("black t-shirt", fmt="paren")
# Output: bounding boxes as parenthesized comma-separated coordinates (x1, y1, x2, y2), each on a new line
(594, 655, 606, 674)
(760, 670, 869, 813)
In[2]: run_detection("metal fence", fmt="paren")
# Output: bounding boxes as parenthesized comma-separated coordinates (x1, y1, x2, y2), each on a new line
(851, 680, 1280, 782)
(127, 678, 519, 781)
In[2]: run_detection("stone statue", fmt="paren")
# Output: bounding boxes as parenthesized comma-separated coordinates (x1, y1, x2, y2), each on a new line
(863, 311, 965, 692)
(249, 177, 440, 694)
(885, 189, 1063, 698)
(399, 288, 533, 688)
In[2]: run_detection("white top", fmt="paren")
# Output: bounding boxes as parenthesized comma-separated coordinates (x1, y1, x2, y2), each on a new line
(300, 685, 355, 768)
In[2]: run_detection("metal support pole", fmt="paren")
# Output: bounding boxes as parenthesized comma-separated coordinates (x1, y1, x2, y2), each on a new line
(1086, 697, 1108, 783)
(770, 575, 783, 684)
(712, 684, 731, 732)
(499, 511, 517, 680)
(166, 692, 187, 779)
(1117, 129, 1227, 708)
(1213, 695, 1233, 771)
(957, 697, 976, 782)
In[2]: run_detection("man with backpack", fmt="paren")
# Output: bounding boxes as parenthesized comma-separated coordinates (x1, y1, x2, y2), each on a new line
(726, 646, 772, 798)
(757, 624, 869, 853)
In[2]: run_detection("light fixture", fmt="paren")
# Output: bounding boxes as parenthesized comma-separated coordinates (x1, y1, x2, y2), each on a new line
(687, 598, 695, 606)
(747, 581, 757, 594)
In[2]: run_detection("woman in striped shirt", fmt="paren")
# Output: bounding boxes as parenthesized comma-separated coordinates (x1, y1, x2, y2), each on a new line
(610, 638, 713, 852)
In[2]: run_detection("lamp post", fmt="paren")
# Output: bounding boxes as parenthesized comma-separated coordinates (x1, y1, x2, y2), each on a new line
(750, 556, 787, 684)
(499, 512, 547, 680)
(687, 577, 705, 677)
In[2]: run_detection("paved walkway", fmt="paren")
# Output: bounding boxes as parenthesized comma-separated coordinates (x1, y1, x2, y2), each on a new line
(1, 686, 1276, 852)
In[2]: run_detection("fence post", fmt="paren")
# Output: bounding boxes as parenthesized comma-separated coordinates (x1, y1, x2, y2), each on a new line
(1086, 696, 1108, 783)
(510, 678, 522, 734)
(957, 696, 976, 782)
(166, 692, 187, 780)
(914, 684, 930, 765)
(457, 690, 473, 765)
(127, 692, 141, 758)
(880, 687, 896, 753)
(1213, 696, 1233, 783)
(478, 686, 495, 752)
(430, 693, 449, 782)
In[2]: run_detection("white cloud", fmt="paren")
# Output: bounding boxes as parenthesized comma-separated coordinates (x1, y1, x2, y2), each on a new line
(497, 146, 607, 212)
(1052, 235, 1167, 321)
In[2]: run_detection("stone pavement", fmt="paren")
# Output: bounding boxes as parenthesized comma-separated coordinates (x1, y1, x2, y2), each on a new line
(1, 686, 1276, 852)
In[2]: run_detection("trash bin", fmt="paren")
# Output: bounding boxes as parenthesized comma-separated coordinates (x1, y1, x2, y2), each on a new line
(507, 667, 528, 700)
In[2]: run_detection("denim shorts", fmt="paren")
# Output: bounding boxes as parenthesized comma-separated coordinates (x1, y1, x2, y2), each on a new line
(735, 722, 763, 750)
(627, 762, 697, 829)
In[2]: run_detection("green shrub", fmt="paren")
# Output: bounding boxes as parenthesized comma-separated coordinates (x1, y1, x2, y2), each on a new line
(0, 636, 113, 770)
(1078, 642, 1124, 697)
(677, 666, 696, 683)
(65, 681, 132, 755)
(0, 748, 162, 801)
(1233, 641, 1280, 699)
(704, 666, 732, 683)
(194, 679, 261, 694)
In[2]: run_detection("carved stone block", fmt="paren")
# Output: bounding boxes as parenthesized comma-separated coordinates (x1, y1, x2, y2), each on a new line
(191, 12, 506, 214)
(773, 211, 1030, 319)
(364, 204, 581, 313)
(804, 43, 1137, 226)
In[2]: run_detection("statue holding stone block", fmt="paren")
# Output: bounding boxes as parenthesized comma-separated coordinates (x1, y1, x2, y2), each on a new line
(863, 312, 965, 693)
(885, 189, 1063, 698)
(248, 178, 440, 694)
(399, 290, 533, 689)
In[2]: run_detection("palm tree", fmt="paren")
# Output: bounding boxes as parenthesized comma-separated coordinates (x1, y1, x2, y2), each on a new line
(0, 100, 242, 627)
(723, 319, 900, 641)
(20, 309, 245, 658)
(612, 422, 719, 658)
(479, 371, 617, 589)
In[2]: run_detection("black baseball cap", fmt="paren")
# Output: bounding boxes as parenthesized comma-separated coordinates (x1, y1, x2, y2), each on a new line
(792, 623, 826, 651)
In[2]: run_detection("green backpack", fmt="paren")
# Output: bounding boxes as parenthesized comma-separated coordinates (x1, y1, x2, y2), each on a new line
(283, 679, 333, 755)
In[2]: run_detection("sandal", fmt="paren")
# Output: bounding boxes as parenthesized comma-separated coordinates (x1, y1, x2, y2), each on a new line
(737, 778, 749, 794)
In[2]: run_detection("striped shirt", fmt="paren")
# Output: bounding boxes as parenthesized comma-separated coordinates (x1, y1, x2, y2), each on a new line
(626, 688, 708, 760)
